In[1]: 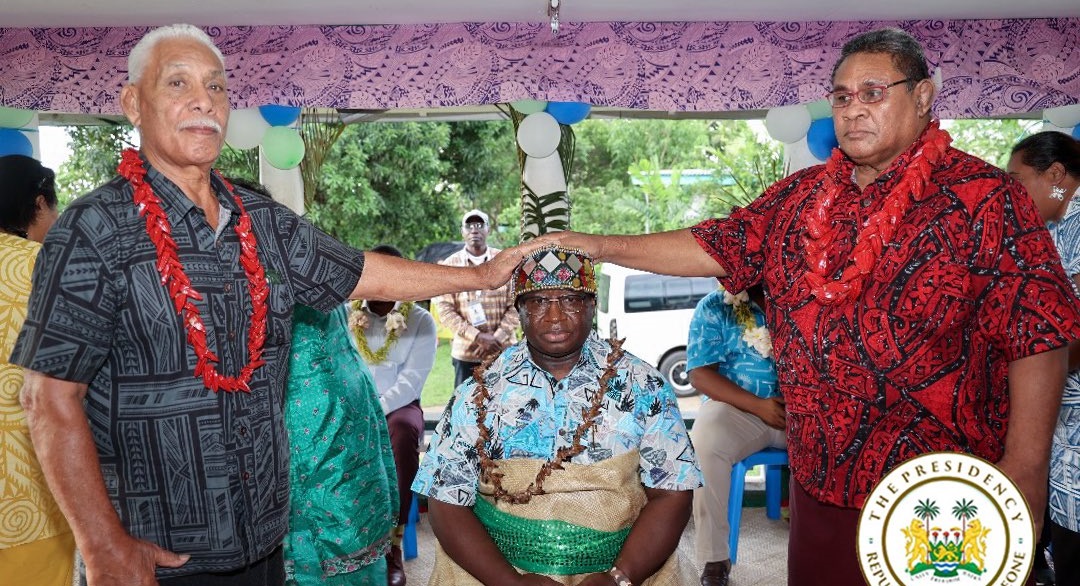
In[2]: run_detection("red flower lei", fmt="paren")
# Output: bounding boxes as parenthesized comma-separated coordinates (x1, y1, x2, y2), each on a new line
(118, 148, 269, 392)
(802, 121, 952, 304)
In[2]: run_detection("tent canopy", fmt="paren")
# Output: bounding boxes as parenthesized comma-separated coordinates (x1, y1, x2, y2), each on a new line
(1, 2, 1078, 119)
(6, 0, 1080, 27)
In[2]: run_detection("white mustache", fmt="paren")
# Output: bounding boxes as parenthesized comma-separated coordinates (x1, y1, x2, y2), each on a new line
(178, 118, 222, 133)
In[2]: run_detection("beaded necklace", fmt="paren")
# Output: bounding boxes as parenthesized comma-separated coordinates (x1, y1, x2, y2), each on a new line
(472, 337, 625, 504)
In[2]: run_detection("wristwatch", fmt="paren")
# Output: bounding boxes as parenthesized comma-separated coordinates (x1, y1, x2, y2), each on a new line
(608, 566, 633, 586)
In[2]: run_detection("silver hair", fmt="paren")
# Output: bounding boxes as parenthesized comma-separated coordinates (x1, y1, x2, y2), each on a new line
(128, 24, 225, 84)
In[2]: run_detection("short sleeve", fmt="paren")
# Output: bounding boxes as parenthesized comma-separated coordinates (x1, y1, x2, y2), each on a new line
(273, 207, 364, 312)
(411, 388, 483, 506)
(690, 168, 816, 294)
(635, 372, 702, 491)
(10, 202, 118, 383)
(975, 178, 1080, 361)
(685, 292, 735, 371)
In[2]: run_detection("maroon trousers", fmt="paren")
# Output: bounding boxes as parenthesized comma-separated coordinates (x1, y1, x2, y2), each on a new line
(387, 400, 424, 525)
(788, 479, 864, 586)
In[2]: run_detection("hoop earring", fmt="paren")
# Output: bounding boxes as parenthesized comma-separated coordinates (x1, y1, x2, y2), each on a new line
(1051, 185, 1067, 201)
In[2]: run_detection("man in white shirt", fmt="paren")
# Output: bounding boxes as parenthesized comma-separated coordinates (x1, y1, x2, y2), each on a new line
(347, 244, 437, 586)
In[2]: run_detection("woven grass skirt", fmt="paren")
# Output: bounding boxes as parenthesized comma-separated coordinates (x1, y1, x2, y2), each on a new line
(427, 450, 695, 585)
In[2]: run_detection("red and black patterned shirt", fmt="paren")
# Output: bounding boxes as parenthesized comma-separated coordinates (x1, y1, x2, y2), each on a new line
(691, 126, 1080, 508)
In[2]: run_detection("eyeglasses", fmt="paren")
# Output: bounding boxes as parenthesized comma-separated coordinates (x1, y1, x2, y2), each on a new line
(519, 294, 590, 315)
(464, 222, 486, 230)
(826, 79, 913, 108)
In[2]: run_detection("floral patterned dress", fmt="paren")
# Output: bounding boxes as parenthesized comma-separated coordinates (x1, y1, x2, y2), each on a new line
(284, 304, 399, 586)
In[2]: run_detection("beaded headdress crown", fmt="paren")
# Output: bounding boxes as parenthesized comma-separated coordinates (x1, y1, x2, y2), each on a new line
(512, 245, 597, 302)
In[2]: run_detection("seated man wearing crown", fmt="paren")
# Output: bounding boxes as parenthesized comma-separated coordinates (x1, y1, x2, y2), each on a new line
(412, 245, 702, 586)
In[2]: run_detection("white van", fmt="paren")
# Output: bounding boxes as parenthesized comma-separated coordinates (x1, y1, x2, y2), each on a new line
(595, 264, 717, 397)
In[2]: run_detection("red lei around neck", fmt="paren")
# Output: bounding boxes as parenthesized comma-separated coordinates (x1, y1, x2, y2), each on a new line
(801, 121, 952, 304)
(118, 149, 269, 392)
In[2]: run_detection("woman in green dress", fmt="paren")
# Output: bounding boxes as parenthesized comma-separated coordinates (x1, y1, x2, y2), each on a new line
(285, 304, 400, 585)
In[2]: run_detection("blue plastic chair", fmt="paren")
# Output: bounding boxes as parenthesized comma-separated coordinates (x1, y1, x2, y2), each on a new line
(726, 447, 788, 564)
(403, 493, 420, 560)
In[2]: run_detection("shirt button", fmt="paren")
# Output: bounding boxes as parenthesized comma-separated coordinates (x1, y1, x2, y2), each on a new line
(215, 239, 223, 249)
(239, 426, 248, 436)
(242, 471, 251, 481)
(224, 283, 233, 293)
(228, 331, 237, 341)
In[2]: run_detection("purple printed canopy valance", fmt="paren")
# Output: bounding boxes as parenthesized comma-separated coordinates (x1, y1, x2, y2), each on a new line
(1, 19, 1077, 118)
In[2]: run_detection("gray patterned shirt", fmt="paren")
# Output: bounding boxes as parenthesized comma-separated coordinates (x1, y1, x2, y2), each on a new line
(10, 158, 364, 577)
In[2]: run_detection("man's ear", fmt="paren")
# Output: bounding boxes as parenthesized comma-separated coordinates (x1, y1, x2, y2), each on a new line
(915, 79, 935, 117)
(120, 84, 141, 127)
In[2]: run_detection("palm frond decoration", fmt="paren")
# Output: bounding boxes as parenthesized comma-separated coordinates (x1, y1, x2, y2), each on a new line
(503, 103, 575, 242)
(298, 107, 346, 207)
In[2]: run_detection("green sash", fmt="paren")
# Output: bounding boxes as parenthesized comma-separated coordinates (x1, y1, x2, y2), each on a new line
(472, 496, 630, 575)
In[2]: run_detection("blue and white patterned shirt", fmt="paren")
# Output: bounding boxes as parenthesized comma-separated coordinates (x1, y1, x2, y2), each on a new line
(686, 290, 778, 400)
(1049, 197, 1080, 407)
(413, 333, 702, 506)
(1048, 194, 1080, 531)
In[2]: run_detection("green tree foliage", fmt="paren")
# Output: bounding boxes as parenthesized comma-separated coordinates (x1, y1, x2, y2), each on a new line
(55, 124, 133, 205)
(944, 119, 1038, 169)
(705, 120, 784, 217)
(440, 121, 521, 248)
(305, 122, 458, 257)
(569, 118, 778, 233)
(215, 145, 259, 184)
(572, 119, 711, 188)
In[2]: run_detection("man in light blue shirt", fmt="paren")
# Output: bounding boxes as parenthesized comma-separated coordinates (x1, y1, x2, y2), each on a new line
(413, 245, 701, 586)
(688, 284, 786, 586)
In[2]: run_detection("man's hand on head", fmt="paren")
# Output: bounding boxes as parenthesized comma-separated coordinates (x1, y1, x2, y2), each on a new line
(479, 239, 548, 289)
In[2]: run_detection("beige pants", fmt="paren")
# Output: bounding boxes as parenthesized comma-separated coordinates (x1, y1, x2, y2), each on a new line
(691, 400, 786, 564)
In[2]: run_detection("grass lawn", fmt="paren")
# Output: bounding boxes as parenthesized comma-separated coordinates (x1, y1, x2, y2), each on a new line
(420, 338, 457, 409)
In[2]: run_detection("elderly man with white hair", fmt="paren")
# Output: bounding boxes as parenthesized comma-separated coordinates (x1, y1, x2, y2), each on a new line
(11, 24, 536, 586)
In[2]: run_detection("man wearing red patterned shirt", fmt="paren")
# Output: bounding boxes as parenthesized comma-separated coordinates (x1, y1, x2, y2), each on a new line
(544, 28, 1080, 585)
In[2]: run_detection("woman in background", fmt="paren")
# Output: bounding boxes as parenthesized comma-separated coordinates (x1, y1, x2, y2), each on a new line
(1008, 131, 1080, 586)
(284, 304, 399, 585)
(0, 154, 68, 585)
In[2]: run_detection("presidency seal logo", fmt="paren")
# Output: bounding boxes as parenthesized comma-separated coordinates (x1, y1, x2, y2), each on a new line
(857, 453, 1033, 586)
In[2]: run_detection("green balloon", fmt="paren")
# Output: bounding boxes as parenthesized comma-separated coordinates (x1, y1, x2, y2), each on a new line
(261, 127, 306, 170)
(0, 106, 35, 128)
(512, 100, 548, 115)
(806, 99, 832, 120)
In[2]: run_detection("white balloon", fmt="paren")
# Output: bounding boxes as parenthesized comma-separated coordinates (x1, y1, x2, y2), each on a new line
(225, 107, 271, 150)
(764, 104, 812, 144)
(516, 112, 562, 158)
(1044, 104, 1080, 129)
(523, 153, 567, 195)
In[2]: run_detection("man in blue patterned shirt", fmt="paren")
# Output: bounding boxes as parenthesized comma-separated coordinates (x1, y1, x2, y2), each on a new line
(686, 284, 785, 586)
(413, 246, 702, 586)
(11, 24, 534, 586)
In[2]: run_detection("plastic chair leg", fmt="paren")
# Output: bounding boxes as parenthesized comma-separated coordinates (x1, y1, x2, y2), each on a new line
(403, 494, 419, 560)
(765, 464, 783, 520)
(727, 460, 748, 564)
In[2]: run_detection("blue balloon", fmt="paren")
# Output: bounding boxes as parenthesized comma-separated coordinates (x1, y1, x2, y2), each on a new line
(258, 104, 302, 127)
(807, 118, 838, 161)
(545, 101, 591, 125)
(1073, 124, 1080, 140)
(0, 128, 33, 157)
